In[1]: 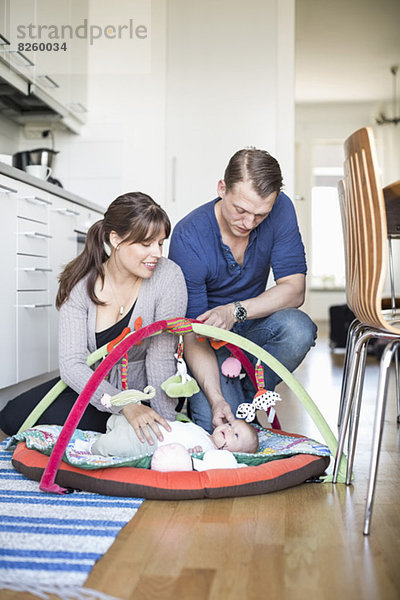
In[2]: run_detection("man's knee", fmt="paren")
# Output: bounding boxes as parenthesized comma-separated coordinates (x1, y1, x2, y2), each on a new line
(248, 308, 317, 356)
(282, 309, 317, 352)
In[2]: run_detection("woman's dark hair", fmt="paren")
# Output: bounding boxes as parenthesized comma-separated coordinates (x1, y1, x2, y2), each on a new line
(56, 192, 170, 309)
(224, 148, 283, 197)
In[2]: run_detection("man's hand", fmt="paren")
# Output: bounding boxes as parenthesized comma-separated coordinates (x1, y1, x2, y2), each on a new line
(197, 303, 235, 331)
(211, 399, 236, 428)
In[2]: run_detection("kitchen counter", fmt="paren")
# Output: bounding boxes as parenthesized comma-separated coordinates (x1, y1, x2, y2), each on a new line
(0, 161, 103, 214)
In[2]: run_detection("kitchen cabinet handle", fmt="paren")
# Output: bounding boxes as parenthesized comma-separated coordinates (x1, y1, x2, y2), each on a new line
(20, 304, 52, 309)
(0, 183, 18, 194)
(20, 267, 53, 272)
(7, 50, 35, 67)
(55, 208, 80, 216)
(68, 102, 88, 113)
(22, 232, 53, 239)
(37, 74, 59, 89)
(20, 196, 53, 206)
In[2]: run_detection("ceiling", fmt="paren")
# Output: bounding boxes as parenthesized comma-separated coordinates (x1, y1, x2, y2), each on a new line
(295, 0, 400, 103)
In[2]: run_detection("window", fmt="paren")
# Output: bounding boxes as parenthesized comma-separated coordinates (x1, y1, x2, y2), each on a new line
(310, 176, 344, 289)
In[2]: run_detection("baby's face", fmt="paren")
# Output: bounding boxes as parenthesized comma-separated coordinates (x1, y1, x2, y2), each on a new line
(212, 420, 256, 453)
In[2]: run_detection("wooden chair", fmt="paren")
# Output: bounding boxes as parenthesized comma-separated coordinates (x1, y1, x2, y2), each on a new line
(332, 127, 400, 535)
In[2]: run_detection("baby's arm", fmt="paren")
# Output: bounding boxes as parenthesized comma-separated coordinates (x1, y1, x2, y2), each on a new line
(188, 445, 203, 454)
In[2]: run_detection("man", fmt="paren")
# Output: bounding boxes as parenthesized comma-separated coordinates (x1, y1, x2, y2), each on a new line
(169, 148, 317, 432)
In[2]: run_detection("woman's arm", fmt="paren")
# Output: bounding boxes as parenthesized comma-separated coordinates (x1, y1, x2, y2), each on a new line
(144, 259, 188, 420)
(58, 281, 122, 412)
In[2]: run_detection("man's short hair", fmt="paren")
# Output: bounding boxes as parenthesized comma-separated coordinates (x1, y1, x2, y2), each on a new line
(224, 148, 283, 197)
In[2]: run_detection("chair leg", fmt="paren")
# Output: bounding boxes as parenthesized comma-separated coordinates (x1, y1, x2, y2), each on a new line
(363, 340, 400, 536)
(346, 340, 368, 484)
(333, 329, 371, 484)
(338, 319, 362, 431)
(394, 349, 400, 423)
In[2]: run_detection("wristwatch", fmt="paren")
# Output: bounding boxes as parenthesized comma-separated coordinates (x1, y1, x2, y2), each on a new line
(234, 301, 247, 323)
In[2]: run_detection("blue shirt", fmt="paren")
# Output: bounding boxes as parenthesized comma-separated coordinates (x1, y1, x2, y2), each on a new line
(168, 193, 306, 319)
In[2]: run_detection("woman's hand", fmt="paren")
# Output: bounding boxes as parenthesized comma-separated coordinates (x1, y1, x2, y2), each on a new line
(122, 403, 172, 445)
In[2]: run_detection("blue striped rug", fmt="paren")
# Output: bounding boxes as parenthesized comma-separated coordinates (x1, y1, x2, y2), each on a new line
(0, 440, 144, 600)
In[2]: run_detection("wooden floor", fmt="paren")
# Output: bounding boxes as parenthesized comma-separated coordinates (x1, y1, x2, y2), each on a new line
(2, 323, 400, 600)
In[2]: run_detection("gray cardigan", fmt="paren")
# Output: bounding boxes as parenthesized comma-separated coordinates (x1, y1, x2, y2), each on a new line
(58, 257, 188, 420)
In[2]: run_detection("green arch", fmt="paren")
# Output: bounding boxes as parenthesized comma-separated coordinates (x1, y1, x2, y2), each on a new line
(18, 321, 347, 482)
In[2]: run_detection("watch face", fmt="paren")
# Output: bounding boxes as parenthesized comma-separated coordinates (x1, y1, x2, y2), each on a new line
(235, 305, 247, 321)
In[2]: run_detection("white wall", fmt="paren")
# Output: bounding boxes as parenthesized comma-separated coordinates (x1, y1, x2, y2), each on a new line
(57, 0, 294, 216)
(40, 0, 167, 209)
(164, 0, 295, 226)
(1, 1, 295, 215)
(0, 113, 21, 156)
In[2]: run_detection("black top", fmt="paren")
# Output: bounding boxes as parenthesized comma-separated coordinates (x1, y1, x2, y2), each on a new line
(95, 303, 135, 348)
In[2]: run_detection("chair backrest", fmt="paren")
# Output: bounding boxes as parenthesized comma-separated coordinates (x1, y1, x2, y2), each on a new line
(337, 179, 352, 309)
(340, 127, 398, 333)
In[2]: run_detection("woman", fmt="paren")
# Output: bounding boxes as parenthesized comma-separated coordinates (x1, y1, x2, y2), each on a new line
(0, 192, 187, 443)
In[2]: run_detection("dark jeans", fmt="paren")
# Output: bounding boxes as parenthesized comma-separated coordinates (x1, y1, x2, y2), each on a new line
(189, 308, 317, 433)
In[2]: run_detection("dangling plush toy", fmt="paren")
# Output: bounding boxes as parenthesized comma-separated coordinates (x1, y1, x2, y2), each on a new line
(161, 336, 200, 398)
(100, 386, 156, 408)
(236, 360, 281, 423)
(221, 355, 242, 383)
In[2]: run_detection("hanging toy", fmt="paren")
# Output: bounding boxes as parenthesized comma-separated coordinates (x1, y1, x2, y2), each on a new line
(221, 355, 242, 383)
(100, 386, 156, 408)
(236, 359, 281, 423)
(161, 336, 200, 398)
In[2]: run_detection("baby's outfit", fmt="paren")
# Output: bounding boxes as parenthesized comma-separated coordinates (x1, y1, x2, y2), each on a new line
(91, 415, 215, 459)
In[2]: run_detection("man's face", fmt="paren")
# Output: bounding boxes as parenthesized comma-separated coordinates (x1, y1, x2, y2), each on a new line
(217, 179, 277, 239)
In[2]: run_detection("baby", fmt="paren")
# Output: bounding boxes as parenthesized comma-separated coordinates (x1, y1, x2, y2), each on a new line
(91, 414, 258, 459)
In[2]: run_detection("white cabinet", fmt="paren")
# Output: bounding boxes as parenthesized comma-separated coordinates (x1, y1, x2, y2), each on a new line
(0, 178, 18, 388)
(0, 0, 88, 131)
(48, 196, 80, 371)
(48, 196, 102, 372)
(0, 170, 103, 388)
(15, 187, 52, 381)
(33, 0, 89, 124)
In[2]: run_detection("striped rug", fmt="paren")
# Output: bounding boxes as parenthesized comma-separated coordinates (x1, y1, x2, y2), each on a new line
(0, 440, 144, 600)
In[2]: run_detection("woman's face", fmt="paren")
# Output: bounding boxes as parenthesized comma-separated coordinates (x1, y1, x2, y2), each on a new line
(111, 226, 166, 279)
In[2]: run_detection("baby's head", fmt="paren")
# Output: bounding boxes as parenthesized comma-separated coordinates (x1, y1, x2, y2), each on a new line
(212, 419, 258, 453)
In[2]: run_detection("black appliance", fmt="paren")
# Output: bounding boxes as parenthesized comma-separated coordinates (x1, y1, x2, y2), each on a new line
(13, 147, 58, 170)
(12, 148, 63, 187)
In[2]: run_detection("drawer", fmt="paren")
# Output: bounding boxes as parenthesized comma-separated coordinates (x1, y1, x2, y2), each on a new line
(17, 265, 50, 291)
(16, 290, 52, 309)
(17, 254, 52, 290)
(76, 208, 103, 233)
(17, 217, 51, 256)
(17, 291, 50, 380)
(0, 180, 19, 196)
(17, 195, 51, 223)
(52, 204, 81, 220)
(17, 253, 51, 270)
